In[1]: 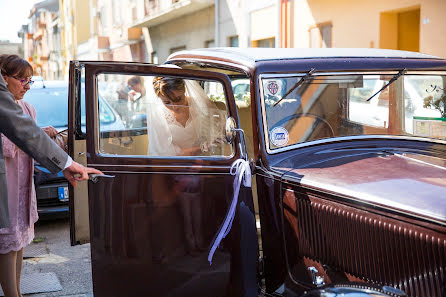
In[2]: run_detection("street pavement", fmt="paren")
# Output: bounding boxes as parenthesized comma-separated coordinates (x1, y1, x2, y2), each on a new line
(23, 218, 93, 297)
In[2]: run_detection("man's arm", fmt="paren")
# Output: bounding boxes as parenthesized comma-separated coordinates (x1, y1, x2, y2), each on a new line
(0, 74, 68, 172)
(0, 75, 102, 184)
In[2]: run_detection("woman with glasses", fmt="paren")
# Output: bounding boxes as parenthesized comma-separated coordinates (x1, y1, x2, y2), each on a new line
(0, 54, 57, 297)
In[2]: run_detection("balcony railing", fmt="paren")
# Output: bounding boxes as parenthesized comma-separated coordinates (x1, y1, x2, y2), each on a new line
(135, 0, 213, 28)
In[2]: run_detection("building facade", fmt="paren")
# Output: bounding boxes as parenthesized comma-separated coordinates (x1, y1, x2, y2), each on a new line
(0, 41, 23, 57)
(283, 0, 446, 58)
(19, 0, 446, 79)
(24, 0, 62, 79)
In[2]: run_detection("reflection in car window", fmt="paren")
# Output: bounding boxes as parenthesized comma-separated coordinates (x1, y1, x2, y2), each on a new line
(96, 73, 233, 158)
(262, 73, 446, 150)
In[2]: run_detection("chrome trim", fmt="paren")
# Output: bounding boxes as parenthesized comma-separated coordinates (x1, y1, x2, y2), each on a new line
(266, 134, 446, 155)
(259, 71, 446, 155)
(284, 183, 446, 226)
(87, 170, 233, 175)
(259, 71, 446, 78)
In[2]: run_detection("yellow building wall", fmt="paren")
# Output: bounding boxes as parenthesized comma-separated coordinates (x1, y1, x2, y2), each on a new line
(291, 0, 446, 58)
(419, 0, 446, 58)
(74, 0, 91, 44)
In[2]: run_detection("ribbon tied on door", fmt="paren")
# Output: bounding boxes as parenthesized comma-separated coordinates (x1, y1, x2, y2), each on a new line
(208, 159, 251, 265)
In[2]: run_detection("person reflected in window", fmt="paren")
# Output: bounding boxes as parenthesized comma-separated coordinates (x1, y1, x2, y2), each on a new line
(127, 76, 146, 112)
(116, 76, 147, 127)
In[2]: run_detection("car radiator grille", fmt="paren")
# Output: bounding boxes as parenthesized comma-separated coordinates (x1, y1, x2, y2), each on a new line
(283, 191, 446, 297)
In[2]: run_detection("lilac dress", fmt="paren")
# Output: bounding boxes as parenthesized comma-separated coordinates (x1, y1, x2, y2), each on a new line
(0, 100, 38, 253)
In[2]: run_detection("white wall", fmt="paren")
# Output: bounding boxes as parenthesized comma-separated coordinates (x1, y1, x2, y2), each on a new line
(149, 7, 214, 63)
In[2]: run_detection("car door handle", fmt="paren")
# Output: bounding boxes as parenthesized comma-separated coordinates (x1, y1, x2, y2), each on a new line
(89, 174, 115, 184)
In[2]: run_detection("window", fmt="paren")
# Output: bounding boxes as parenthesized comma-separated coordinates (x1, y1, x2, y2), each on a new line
(309, 22, 332, 48)
(150, 51, 158, 64)
(100, 6, 108, 35)
(205, 40, 215, 48)
(170, 46, 186, 54)
(228, 36, 239, 47)
(96, 73, 232, 157)
(252, 37, 275, 48)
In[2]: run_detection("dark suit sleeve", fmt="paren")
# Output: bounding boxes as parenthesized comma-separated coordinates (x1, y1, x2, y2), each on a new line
(0, 75, 68, 173)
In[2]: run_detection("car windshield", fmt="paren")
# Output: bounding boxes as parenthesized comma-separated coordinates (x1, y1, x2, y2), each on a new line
(262, 73, 446, 150)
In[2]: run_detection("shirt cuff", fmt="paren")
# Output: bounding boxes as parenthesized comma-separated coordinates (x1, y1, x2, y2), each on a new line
(63, 156, 73, 170)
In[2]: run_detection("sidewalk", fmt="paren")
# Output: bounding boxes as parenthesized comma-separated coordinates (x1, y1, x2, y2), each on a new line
(22, 218, 93, 297)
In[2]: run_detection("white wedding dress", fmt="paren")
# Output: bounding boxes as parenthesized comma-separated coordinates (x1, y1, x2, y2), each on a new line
(146, 79, 224, 156)
(163, 105, 199, 155)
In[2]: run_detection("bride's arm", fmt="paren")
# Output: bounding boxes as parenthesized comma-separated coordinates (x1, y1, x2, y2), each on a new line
(179, 146, 202, 156)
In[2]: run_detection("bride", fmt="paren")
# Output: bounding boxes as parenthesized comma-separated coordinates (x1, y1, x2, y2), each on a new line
(146, 76, 224, 156)
(145, 76, 226, 256)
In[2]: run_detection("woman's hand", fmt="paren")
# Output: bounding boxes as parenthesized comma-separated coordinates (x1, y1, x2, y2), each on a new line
(43, 126, 58, 138)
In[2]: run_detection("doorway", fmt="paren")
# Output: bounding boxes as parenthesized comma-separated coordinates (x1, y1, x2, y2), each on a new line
(380, 7, 420, 52)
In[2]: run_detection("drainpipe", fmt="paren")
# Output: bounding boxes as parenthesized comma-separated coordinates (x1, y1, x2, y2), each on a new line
(276, 0, 281, 48)
(215, 0, 220, 47)
(280, 0, 288, 48)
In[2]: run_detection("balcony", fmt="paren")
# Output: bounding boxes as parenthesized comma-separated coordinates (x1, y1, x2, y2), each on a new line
(131, 0, 214, 28)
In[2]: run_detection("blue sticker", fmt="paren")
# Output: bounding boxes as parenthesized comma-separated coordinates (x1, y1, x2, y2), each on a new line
(270, 127, 289, 147)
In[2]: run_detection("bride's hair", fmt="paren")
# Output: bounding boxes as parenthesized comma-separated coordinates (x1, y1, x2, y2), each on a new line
(153, 77, 185, 101)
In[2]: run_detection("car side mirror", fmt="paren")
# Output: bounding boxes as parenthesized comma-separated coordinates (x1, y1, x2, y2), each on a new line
(225, 116, 248, 160)
(225, 117, 237, 144)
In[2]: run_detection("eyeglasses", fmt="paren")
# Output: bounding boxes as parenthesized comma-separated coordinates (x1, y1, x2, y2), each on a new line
(11, 76, 34, 86)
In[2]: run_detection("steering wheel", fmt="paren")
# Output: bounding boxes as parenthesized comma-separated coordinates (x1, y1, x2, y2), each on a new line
(271, 113, 335, 138)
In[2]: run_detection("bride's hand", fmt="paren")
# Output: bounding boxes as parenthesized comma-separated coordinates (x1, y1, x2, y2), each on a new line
(181, 146, 202, 156)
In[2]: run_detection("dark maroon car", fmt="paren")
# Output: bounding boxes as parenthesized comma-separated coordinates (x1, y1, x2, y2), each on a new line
(68, 48, 446, 297)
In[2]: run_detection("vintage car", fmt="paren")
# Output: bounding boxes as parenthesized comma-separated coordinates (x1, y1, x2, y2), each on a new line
(68, 48, 446, 297)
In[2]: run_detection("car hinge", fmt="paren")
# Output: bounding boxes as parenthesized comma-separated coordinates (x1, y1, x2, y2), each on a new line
(250, 158, 256, 175)
(73, 61, 85, 71)
(74, 63, 86, 140)
(257, 255, 265, 281)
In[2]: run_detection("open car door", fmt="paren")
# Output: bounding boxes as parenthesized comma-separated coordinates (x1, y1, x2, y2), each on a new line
(68, 61, 258, 297)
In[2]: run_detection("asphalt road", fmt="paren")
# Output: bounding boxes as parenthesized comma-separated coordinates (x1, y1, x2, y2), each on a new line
(23, 218, 93, 297)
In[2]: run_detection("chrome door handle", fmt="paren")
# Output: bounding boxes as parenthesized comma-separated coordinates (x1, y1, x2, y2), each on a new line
(89, 174, 115, 183)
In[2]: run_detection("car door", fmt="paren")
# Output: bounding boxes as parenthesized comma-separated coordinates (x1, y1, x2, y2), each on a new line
(68, 61, 258, 297)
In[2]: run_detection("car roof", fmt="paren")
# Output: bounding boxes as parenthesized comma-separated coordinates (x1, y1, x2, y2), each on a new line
(168, 47, 442, 64)
(31, 79, 67, 89)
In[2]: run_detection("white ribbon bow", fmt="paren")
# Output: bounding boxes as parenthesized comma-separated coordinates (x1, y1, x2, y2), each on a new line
(208, 159, 251, 265)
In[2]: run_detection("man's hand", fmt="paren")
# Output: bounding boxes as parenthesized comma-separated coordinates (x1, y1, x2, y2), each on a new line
(63, 161, 103, 187)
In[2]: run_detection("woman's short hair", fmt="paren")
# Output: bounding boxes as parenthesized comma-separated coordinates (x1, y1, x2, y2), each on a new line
(128, 76, 143, 87)
(0, 54, 33, 78)
(153, 77, 185, 99)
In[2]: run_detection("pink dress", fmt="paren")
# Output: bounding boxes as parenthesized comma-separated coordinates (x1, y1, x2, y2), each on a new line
(0, 100, 38, 253)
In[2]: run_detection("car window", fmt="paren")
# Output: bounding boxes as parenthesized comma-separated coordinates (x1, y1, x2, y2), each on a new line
(23, 87, 69, 128)
(24, 82, 125, 135)
(262, 73, 446, 150)
(96, 73, 232, 158)
(231, 79, 250, 104)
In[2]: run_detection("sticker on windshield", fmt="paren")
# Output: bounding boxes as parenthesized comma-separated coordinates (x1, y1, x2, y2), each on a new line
(270, 127, 289, 147)
(265, 80, 282, 97)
